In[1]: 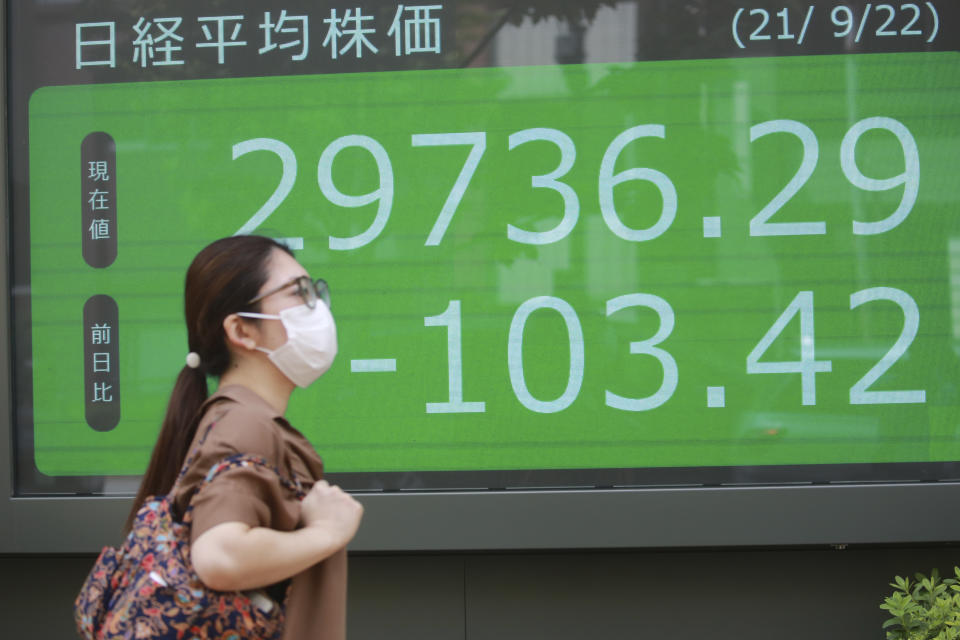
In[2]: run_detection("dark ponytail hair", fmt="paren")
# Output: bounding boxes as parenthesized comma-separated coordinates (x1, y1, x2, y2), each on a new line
(125, 235, 293, 532)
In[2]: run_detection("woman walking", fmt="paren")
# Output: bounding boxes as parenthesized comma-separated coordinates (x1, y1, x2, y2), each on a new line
(126, 235, 363, 639)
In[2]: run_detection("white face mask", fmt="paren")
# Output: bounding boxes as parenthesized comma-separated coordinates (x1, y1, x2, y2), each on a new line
(238, 302, 338, 387)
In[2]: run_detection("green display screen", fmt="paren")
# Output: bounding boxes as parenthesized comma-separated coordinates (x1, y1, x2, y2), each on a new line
(10, 0, 960, 493)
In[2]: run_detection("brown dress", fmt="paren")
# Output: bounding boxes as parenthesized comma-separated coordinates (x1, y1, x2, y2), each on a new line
(170, 384, 347, 640)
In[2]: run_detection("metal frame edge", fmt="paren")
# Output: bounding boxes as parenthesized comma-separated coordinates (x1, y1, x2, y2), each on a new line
(1, 0, 958, 553)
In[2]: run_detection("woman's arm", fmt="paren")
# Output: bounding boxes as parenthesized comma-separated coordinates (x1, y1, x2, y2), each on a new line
(192, 522, 338, 591)
(191, 480, 363, 592)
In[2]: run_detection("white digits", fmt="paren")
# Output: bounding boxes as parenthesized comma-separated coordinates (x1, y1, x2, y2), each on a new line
(508, 296, 584, 413)
(599, 124, 677, 242)
(507, 128, 579, 245)
(841, 117, 919, 236)
(605, 293, 678, 412)
(412, 132, 486, 246)
(746, 291, 832, 406)
(849, 287, 925, 404)
(232, 138, 297, 236)
(749, 120, 823, 236)
(831, 6, 854, 38)
(319, 135, 394, 251)
(424, 300, 486, 413)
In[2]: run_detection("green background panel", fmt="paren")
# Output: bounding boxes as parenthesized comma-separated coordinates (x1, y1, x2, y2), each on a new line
(28, 52, 960, 476)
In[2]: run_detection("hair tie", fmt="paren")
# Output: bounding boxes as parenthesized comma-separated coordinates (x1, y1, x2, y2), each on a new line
(185, 352, 202, 369)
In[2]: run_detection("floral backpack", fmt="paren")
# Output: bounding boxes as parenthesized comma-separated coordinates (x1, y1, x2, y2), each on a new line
(74, 422, 305, 640)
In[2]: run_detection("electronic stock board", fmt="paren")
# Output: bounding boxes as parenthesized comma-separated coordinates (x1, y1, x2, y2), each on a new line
(4, 0, 960, 550)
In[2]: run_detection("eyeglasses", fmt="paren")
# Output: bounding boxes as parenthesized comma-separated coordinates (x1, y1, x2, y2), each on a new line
(248, 276, 330, 310)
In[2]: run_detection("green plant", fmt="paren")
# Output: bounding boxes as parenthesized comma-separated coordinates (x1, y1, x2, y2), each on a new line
(881, 568, 960, 639)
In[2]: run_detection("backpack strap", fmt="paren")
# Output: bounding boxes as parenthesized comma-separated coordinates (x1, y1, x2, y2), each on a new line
(201, 453, 306, 499)
(174, 417, 221, 486)
(180, 453, 306, 525)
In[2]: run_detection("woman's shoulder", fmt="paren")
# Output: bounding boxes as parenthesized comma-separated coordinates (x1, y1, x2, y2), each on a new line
(198, 385, 290, 464)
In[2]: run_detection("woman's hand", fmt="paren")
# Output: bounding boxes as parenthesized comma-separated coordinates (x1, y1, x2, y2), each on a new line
(300, 480, 364, 548)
